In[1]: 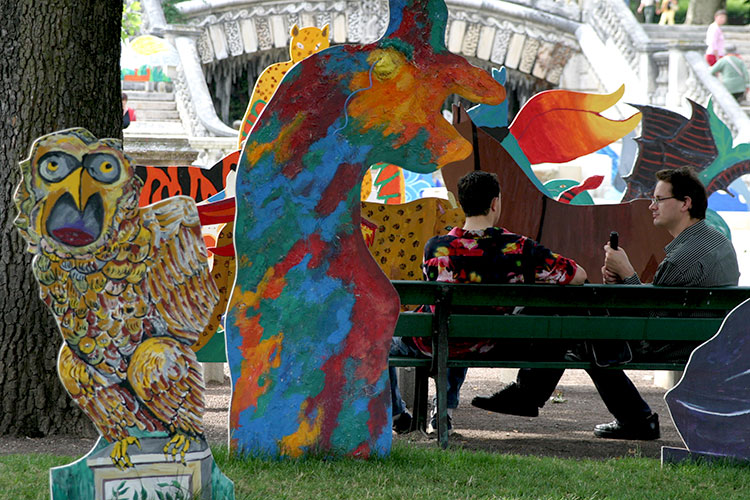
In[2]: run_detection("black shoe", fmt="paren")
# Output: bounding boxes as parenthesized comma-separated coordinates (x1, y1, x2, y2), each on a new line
(392, 411, 413, 434)
(594, 413, 660, 440)
(470, 383, 539, 417)
(427, 408, 453, 436)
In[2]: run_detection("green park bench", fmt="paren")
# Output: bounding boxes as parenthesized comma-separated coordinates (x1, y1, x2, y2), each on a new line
(389, 280, 750, 449)
(196, 280, 750, 451)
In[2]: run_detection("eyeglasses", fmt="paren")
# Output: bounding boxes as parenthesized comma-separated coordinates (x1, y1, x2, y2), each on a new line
(650, 196, 678, 205)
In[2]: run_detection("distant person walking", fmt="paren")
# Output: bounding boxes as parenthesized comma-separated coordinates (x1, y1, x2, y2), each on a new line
(637, 0, 656, 23)
(657, 0, 678, 25)
(705, 9, 727, 66)
(710, 54, 750, 101)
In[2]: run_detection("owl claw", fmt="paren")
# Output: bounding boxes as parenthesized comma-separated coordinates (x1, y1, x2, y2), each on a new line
(110, 436, 141, 470)
(164, 433, 192, 465)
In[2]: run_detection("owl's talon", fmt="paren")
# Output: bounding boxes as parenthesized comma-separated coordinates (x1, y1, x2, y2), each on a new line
(164, 434, 191, 465)
(110, 436, 141, 470)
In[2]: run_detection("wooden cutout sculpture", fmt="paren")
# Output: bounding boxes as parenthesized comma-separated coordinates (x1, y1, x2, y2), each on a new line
(135, 150, 239, 207)
(621, 99, 750, 202)
(361, 163, 406, 204)
(236, 24, 331, 149)
(361, 198, 464, 281)
(665, 299, 750, 461)
(13, 129, 233, 499)
(444, 83, 676, 284)
(227, 0, 504, 458)
(136, 153, 240, 356)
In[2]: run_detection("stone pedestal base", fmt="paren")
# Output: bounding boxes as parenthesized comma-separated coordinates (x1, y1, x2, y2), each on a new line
(202, 362, 226, 384)
(50, 436, 234, 500)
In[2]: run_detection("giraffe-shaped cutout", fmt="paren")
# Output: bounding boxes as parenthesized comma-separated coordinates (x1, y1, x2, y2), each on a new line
(236, 24, 330, 148)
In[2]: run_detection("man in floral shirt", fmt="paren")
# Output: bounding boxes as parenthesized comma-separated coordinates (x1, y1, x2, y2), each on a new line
(390, 170, 586, 434)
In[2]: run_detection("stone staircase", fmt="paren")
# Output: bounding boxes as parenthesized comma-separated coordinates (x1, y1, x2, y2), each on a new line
(122, 80, 199, 166)
(642, 24, 750, 116)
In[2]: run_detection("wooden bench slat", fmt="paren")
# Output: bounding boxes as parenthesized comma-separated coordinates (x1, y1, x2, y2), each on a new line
(446, 316, 723, 341)
(392, 281, 750, 310)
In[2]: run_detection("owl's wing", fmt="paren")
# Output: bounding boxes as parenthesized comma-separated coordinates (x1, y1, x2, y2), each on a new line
(129, 338, 205, 437)
(58, 345, 161, 441)
(142, 196, 220, 345)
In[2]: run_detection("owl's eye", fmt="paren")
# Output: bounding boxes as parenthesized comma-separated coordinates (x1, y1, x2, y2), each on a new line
(38, 152, 79, 183)
(83, 153, 121, 184)
(296, 42, 304, 49)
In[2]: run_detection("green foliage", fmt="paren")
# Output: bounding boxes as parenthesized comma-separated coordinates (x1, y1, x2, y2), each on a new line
(726, 0, 750, 24)
(162, 0, 186, 24)
(122, 1, 142, 41)
(674, 0, 689, 24)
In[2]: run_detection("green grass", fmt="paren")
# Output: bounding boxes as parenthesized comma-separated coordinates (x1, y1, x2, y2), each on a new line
(3, 444, 750, 499)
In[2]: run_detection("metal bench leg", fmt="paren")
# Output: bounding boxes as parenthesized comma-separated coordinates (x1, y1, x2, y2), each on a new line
(411, 366, 429, 432)
(434, 286, 451, 449)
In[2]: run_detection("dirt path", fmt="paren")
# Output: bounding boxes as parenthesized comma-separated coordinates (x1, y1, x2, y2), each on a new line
(396, 369, 682, 460)
(0, 369, 683, 460)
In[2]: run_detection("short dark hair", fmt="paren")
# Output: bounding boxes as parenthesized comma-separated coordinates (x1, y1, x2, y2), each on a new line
(715, 9, 727, 17)
(121, 92, 128, 101)
(457, 171, 500, 217)
(655, 167, 707, 219)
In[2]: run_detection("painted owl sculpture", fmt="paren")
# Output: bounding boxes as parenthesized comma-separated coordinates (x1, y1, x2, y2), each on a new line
(13, 128, 219, 470)
(227, 0, 504, 458)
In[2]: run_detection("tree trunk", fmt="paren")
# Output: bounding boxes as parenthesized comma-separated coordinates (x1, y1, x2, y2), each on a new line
(685, 0, 723, 25)
(0, 0, 122, 437)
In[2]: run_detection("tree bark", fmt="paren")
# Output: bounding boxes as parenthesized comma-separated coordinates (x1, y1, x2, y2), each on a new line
(0, 0, 122, 437)
(685, 0, 723, 25)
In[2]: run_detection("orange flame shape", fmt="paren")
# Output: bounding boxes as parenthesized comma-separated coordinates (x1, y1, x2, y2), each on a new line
(509, 85, 641, 165)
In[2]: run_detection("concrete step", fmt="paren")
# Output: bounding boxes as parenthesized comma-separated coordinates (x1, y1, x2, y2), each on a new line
(129, 100, 176, 110)
(131, 109, 180, 121)
(124, 90, 175, 101)
(123, 135, 198, 166)
(125, 120, 186, 137)
(122, 80, 174, 93)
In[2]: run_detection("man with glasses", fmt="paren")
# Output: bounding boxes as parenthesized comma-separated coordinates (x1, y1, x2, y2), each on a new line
(472, 167, 739, 440)
(604, 167, 739, 288)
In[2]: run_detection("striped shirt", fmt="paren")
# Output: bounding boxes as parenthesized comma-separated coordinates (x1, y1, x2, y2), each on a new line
(624, 220, 740, 287)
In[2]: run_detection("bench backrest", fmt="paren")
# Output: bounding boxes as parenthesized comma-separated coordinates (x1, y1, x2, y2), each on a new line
(392, 281, 750, 342)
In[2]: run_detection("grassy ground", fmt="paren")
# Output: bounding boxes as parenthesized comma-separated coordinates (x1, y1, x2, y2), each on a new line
(2, 444, 750, 500)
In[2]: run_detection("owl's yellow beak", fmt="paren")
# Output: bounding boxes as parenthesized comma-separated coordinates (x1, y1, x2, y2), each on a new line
(52, 168, 84, 210)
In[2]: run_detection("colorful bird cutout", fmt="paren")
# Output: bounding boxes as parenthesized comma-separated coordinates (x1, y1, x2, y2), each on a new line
(467, 68, 641, 198)
(13, 129, 219, 470)
(226, 0, 504, 458)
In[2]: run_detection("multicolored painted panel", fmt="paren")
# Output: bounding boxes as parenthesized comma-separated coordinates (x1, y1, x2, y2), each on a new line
(226, 0, 504, 458)
(13, 129, 233, 499)
(236, 24, 330, 149)
(121, 35, 178, 83)
(443, 107, 672, 284)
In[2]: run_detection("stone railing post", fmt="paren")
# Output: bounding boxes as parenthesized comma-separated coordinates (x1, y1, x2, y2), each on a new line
(665, 42, 703, 111)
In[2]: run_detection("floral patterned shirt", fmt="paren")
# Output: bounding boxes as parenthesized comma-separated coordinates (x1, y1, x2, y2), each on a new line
(412, 226, 579, 356)
(422, 227, 578, 285)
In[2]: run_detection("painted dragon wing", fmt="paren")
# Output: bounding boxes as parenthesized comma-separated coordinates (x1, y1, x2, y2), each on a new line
(622, 100, 717, 202)
(142, 196, 220, 344)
